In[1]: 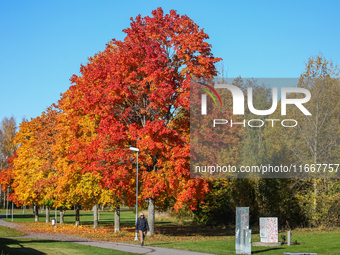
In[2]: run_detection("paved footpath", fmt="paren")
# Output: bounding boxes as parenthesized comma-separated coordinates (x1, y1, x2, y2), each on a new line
(0, 216, 214, 255)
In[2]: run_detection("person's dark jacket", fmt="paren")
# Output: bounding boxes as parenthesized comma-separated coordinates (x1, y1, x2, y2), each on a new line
(136, 217, 149, 231)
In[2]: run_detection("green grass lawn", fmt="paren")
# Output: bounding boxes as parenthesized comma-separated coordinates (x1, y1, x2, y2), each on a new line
(0, 225, 27, 238)
(0, 225, 137, 255)
(2, 209, 340, 254)
(0, 238, 139, 255)
(0, 209, 139, 254)
(149, 231, 340, 255)
(0, 208, 136, 227)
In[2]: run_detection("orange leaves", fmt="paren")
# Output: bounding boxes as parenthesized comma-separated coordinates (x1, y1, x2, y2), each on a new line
(7, 8, 220, 214)
(8, 107, 60, 206)
(88, 8, 221, 210)
(18, 218, 228, 244)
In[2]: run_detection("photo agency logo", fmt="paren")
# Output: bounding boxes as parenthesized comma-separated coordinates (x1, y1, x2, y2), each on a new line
(199, 81, 312, 128)
(189, 78, 333, 179)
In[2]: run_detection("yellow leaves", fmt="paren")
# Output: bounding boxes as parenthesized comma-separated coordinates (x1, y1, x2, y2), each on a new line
(9, 108, 60, 206)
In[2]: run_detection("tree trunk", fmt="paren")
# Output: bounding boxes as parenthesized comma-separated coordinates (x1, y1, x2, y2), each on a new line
(147, 198, 155, 236)
(45, 207, 50, 223)
(60, 209, 65, 224)
(3, 190, 6, 208)
(75, 203, 80, 227)
(114, 206, 120, 233)
(93, 204, 98, 229)
(313, 149, 317, 226)
(34, 204, 39, 222)
(0, 185, 2, 209)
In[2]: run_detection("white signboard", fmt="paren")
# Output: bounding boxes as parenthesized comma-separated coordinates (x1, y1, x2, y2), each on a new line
(260, 217, 278, 242)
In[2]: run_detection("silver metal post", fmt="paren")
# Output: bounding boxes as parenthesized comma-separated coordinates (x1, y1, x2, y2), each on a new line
(52, 168, 58, 228)
(130, 147, 139, 242)
(134, 151, 139, 241)
(11, 202, 13, 221)
(6, 188, 9, 218)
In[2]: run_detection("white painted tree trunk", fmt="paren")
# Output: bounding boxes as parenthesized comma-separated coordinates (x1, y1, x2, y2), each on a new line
(114, 206, 120, 233)
(34, 205, 39, 222)
(147, 198, 155, 236)
(93, 204, 98, 228)
(45, 207, 50, 223)
(60, 209, 65, 224)
(75, 203, 80, 227)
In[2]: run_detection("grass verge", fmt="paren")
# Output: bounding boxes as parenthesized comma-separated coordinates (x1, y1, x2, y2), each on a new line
(0, 238, 138, 255)
(148, 228, 340, 255)
(0, 226, 27, 238)
(2, 209, 340, 254)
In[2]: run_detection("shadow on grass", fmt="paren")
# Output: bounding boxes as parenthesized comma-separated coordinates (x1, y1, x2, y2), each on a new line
(0, 214, 35, 220)
(125, 222, 239, 237)
(79, 220, 136, 226)
(0, 238, 53, 255)
(252, 247, 285, 254)
(75, 219, 240, 238)
(2, 212, 260, 239)
(149, 221, 261, 237)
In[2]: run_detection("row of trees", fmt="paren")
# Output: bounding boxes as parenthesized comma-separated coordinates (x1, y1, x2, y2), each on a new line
(0, 116, 17, 208)
(0, 8, 221, 234)
(1, 7, 339, 233)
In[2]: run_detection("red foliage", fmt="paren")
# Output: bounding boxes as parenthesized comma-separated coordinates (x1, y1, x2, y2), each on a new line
(68, 8, 221, 210)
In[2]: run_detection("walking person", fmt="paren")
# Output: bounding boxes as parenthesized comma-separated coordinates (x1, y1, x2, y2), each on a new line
(136, 212, 149, 246)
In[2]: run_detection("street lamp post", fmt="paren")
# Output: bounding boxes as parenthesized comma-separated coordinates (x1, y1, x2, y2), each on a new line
(52, 168, 58, 228)
(11, 201, 13, 222)
(6, 187, 9, 218)
(129, 146, 139, 242)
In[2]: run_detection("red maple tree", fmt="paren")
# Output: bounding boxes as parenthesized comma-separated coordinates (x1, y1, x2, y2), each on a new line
(68, 8, 221, 235)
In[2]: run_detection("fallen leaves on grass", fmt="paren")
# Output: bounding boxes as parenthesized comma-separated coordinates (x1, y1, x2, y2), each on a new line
(15, 221, 230, 244)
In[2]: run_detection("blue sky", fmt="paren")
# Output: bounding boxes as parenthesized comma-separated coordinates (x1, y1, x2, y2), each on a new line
(1, 0, 339, 124)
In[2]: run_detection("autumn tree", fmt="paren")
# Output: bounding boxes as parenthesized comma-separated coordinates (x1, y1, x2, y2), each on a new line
(54, 59, 123, 228)
(69, 8, 221, 236)
(288, 55, 340, 169)
(285, 54, 340, 226)
(8, 107, 59, 222)
(0, 116, 17, 167)
(0, 116, 17, 208)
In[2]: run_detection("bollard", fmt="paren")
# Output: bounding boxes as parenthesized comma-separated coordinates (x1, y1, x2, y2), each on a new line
(11, 202, 13, 222)
(287, 230, 290, 246)
(244, 229, 252, 255)
(236, 207, 249, 254)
